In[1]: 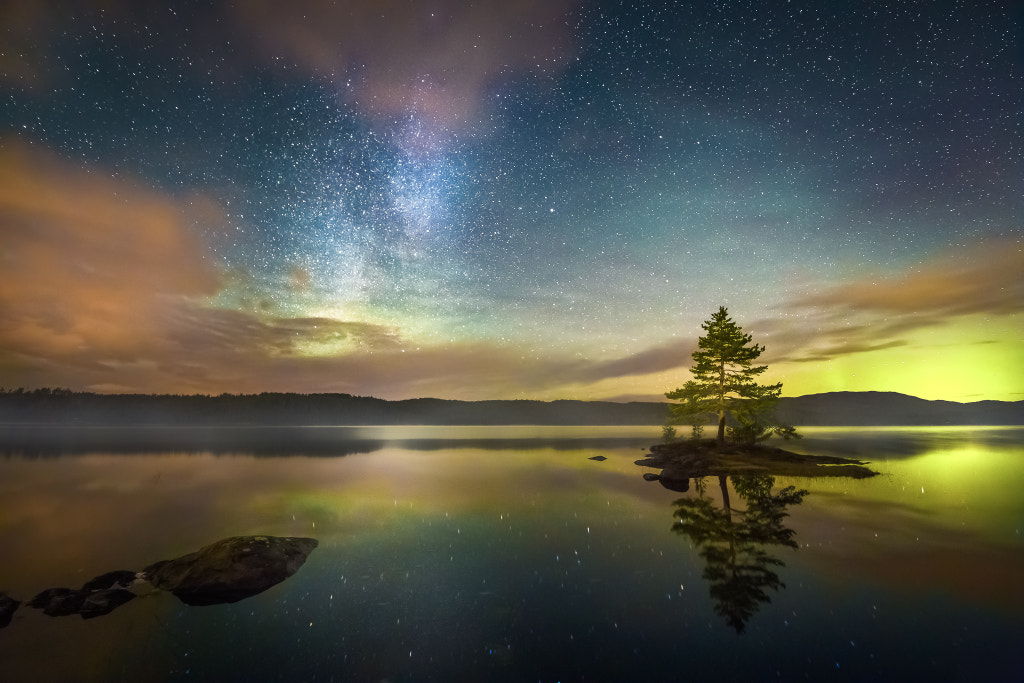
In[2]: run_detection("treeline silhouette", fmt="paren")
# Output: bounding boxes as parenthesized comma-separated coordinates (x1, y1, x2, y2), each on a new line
(1, 388, 1020, 427)
(0, 388, 670, 426)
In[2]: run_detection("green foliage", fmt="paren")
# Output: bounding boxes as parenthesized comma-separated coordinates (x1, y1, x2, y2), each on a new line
(666, 306, 797, 446)
(660, 424, 678, 443)
(729, 411, 803, 446)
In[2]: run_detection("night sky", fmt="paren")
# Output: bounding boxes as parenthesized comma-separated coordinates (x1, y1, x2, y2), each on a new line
(1, 0, 1021, 402)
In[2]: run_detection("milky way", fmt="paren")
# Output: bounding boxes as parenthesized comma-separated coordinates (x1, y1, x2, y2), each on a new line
(1, 1, 1020, 401)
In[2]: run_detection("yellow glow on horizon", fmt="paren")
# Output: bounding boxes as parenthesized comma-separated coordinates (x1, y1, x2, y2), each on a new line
(769, 315, 1023, 401)
(560, 314, 1024, 403)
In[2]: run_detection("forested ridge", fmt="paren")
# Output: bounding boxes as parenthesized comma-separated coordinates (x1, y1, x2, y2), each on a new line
(1, 388, 1021, 426)
(0, 388, 669, 426)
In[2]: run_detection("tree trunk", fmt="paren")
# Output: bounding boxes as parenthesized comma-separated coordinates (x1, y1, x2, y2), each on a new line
(717, 359, 726, 447)
(718, 475, 732, 517)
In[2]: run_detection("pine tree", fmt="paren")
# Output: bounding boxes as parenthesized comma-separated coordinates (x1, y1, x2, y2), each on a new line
(666, 306, 792, 447)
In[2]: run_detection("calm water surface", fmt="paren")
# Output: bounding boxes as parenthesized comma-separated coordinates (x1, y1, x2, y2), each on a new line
(1, 426, 1022, 681)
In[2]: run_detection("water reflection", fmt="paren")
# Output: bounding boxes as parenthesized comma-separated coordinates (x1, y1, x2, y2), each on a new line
(0, 424, 657, 457)
(0, 427, 1022, 680)
(671, 475, 807, 633)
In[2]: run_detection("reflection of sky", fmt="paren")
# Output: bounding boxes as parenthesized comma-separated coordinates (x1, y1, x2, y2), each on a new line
(0, 2, 1020, 401)
(3, 428, 1021, 598)
(2, 427, 1023, 679)
(785, 427, 1024, 612)
(0, 444, 664, 593)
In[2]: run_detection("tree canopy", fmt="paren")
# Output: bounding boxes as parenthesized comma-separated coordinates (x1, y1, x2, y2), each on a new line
(666, 306, 796, 446)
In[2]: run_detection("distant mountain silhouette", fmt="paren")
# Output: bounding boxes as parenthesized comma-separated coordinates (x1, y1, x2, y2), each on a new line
(0, 388, 1020, 426)
(0, 389, 669, 426)
(774, 391, 1023, 426)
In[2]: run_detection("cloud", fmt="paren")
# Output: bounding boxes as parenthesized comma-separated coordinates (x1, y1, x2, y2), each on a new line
(568, 341, 694, 383)
(227, 0, 578, 138)
(762, 238, 1024, 364)
(785, 339, 909, 363)
(790, 239, 1024, 317)
(0, 141, 222, 376)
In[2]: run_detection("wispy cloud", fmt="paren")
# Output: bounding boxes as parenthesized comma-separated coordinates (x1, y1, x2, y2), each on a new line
(790, 240, 1024, 317)
(566, 341, 694, 383)
(764, 238, 1024, 364)
(227, 0, 579, 141)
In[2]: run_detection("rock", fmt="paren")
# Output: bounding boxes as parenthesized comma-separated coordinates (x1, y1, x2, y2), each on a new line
(588, 455, 607, 461)
(81, 570, 138, 593)
(27, 571, 137, 618)
(656, 475, 690, 493)
(80, 588, 136, 619)
(641, 471, 691, 492)
(143, 536, 318, 606)
(0, 593, 21, 628)
(28, 587, 84, 617)
(14, 536, 318, 627)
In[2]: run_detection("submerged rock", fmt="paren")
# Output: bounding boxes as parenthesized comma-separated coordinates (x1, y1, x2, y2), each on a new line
(143, 535, 318, 606)
(588, 455, 607, 461)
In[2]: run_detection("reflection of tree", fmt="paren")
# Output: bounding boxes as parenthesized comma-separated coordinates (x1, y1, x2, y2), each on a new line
(672, 475, 807, 633)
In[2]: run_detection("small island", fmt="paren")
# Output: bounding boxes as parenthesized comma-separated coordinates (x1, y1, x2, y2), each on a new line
(644, 307, 879, 486)
(636, 439, 878, 482)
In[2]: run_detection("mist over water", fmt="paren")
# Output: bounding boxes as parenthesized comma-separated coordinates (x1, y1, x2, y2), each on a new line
(1, 426, 1022, 680)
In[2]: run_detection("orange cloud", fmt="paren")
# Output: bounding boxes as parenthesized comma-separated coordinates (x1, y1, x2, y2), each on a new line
(0, 141, 222, 384)
(757, 238, 1024, 365)
(791, 239, 1024, 317)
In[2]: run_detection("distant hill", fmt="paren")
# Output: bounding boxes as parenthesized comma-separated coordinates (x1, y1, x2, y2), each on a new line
(0, 389, 1020, 426)
(775, 391, 1023, 426)
(0, 389, 669, 426)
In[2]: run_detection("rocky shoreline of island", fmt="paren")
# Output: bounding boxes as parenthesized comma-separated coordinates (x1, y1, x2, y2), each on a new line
(636, 439, 879, 484)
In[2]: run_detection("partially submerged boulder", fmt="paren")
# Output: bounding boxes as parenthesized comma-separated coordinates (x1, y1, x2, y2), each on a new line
(643, 471, 691, 492)
(27, 570, 137, 619)
(143, 535, 319, 606)
(11, 535, 319, 627)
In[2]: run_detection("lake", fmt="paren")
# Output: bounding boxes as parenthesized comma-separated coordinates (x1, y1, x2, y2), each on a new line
(1, 426, 1022, 681)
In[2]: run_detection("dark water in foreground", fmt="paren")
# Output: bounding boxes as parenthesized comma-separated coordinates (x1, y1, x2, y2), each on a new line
(1, 426, 1022, 681)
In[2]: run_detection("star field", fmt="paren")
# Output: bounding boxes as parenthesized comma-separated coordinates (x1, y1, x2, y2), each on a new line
(0, 0, 1021, 401)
